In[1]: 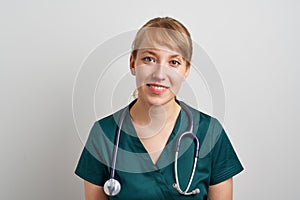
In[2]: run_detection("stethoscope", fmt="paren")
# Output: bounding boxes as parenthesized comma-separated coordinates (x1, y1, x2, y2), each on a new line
(103, 101, 200, 196)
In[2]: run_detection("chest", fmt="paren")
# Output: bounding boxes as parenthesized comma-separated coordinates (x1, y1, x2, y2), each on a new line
(135, 123, 174, 164)
(113, 116, 212, 199)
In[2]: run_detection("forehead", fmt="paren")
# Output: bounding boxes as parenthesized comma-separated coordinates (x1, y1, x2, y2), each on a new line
(138, 46, 184, 58)
(132, 25, 193, 63)
(139, 30, 178, 48)
(135, 28, 188, 59)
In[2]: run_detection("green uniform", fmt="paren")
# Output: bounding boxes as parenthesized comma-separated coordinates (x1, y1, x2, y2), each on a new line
(75, 101, 243, 199)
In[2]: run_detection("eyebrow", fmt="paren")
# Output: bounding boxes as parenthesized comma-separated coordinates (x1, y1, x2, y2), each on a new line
(140, 50, 158, 56)
(140, 49, 183, 60)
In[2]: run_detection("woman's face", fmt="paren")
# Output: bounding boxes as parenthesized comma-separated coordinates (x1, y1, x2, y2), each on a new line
(130, 44, 190, 106)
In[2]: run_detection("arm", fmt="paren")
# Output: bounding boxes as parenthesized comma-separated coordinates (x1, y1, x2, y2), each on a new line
(84, 181, 108, 200)
(208, 178, 233, 200)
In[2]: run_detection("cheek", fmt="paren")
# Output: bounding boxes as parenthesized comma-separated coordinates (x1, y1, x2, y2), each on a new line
(167, 68, 186, 93)
(170, 77, 185, 94)
(135, 66, 153, 87)
(167, 68, 186, 84)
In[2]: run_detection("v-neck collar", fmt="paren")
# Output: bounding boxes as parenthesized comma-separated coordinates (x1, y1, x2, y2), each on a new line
(121, 99, 188, 169)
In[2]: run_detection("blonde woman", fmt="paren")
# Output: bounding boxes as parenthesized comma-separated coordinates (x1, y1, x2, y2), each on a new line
(75, 17, 243, 200)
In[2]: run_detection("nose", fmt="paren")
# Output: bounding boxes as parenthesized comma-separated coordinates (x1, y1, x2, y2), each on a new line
(152, 64, 166, 81)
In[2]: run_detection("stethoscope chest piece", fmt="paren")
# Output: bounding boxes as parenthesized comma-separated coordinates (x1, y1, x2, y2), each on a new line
(104, 178, 121, 196)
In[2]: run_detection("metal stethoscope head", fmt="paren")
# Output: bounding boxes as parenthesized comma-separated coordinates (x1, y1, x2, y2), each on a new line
(103, 178, 121, 196)
(103, 101, 200, 196)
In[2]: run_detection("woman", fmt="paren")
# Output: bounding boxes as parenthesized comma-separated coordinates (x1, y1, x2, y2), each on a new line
(75, 17, 243, 200)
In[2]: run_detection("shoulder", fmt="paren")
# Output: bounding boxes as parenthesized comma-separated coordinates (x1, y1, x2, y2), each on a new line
(182, 101, 224, 144)
(95, 107, 125, 128)
(89, 107, 126, 141)
(182, 101, 220, 127)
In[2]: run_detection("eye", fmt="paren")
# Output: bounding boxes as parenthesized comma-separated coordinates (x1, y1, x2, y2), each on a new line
(170, 60, 180, 66)
(143, 56, 155, 63)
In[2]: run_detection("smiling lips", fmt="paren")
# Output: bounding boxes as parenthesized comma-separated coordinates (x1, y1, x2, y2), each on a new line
(146, 83, 169, 95)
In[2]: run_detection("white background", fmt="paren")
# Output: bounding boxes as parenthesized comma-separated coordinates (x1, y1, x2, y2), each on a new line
(0, 0, 299, 199)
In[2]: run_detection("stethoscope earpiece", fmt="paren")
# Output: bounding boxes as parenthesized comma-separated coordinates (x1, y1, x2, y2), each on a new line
(173, 183, 200, 195)
(193, 188, 201, 194)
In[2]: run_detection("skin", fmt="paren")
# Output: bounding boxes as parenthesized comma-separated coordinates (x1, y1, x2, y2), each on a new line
(84, 181, 108, 200)
(129, 46, 190, 164)
(83, 45, 233, 200)
(208, 178, 233, 199)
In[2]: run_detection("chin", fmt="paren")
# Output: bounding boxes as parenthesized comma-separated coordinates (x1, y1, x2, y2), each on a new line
(143, 96, 175, 107)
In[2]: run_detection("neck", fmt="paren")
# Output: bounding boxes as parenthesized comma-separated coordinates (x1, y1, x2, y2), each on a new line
(130, 99, 180, 127)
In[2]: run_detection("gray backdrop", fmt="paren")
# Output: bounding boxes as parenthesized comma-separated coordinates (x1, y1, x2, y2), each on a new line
(1, 0, 299, 199)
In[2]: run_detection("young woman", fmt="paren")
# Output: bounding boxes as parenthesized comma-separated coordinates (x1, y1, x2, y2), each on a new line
(75, 17, 243, 200)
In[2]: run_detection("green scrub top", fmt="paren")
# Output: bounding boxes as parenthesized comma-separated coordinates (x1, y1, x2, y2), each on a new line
(75, 101, 243, 200)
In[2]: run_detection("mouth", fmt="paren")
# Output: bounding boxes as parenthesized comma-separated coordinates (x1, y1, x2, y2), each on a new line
(146, 83, 169, 94)
(146, 83, 169, 89)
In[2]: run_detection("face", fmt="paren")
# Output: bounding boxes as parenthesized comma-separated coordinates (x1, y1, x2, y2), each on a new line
(130, 44, 190, 106)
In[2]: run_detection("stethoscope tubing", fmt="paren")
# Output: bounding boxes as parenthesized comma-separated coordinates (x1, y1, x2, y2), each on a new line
(173, 132, 200, 195)
(105, 101, 200, 196)
(110, 107, 129, 178)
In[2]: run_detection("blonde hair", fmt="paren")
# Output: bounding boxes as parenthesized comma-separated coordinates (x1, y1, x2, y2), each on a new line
(131, 17, 193, 66)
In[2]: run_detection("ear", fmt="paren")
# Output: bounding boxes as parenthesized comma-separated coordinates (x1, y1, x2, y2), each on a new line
(130, 54, 136, 76)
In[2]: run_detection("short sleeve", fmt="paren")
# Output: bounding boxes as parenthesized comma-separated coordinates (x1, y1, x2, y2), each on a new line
(209, 119, 244, 185)
(74, 122, 109, 186)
